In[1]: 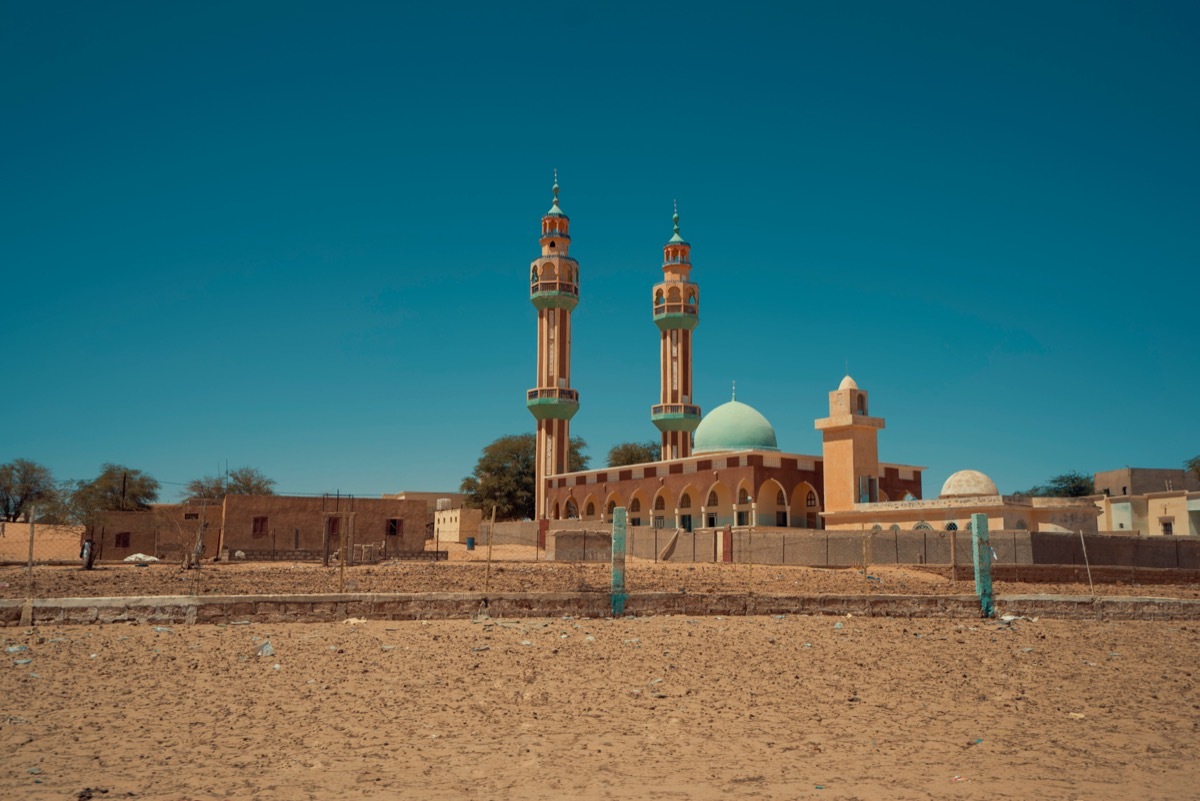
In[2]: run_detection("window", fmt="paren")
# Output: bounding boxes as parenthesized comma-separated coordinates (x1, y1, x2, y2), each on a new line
(776, 490, 786, 506)
(914, 521, 932, 531)
(630, 499, 641, 513)
(328, 517, 340, 536)
(585, 501, 595, 516)
(387, 519, 402, 536)
(736, 510, 749, 526)
(115, 532, 131, 548)
(252, 516, 268, 537)
(871, 524, 883, 534)
(630, 517, 641, 527)
(653, 516, 665, 528)
(679, 493, 691, 509)
(806, 491, 817, 508)
(607, 501, 616, 516)
(1163, 521, 1174, 536)
(946, 522, 958, 531)
(654, 496, 665, 510)
(738, 488, 750, 504)
(890, 524, 901, 534)
(184, 512, 199, 520)
(707, 491, 718, 506)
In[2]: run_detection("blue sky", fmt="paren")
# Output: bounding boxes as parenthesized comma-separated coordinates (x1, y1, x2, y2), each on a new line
(3, 1, 1197, 501)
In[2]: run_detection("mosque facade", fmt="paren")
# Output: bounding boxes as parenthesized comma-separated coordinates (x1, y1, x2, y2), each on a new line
(526, 181, 923, 529)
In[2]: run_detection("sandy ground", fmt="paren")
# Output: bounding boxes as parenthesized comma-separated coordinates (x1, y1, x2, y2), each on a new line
(3, 548, 1199, 601)
(2, 614, 1198, 801)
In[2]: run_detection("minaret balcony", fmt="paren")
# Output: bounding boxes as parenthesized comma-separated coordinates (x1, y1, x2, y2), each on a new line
(651, 403, 702, 432)
(527, 388, 580, 420)
(531, 280, 579, 311)
(653, 302, 699, 331)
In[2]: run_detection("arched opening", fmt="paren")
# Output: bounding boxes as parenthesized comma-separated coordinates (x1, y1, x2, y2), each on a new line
(583, 495, 597, 519)
(856, 393, 866, 414)
(756, 479, 788, 527)
(655, 289, 664, 305)
(789, 482, 821, 529)
(702, 482, 732, 528)
(652, 491, 669, 528)
(628, 493, 645, 527)
(945, 522, 958, 531)
(734, 482, 753, 526)
(890, 523, 901, 534)
(565, 498, 579, 519)
(603, 492, 624, 522)
(553, 501, 560, 520)
(915, 521, 932, 531)
(677, 485, 698, 532)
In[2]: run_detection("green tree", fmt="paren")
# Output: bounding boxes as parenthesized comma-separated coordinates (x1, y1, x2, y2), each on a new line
(460, 434, 589, 520)
(1019, 470, 1095, 497)
(73, 463, 160, 512)
(606, 441, 661, 467)
(1186, 455, 1200, 484)
(186, 467, 277, 500)
(0, 459, 56, 521)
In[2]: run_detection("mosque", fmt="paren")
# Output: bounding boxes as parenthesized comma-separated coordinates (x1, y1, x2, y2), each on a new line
(525, 180, 1098, 535)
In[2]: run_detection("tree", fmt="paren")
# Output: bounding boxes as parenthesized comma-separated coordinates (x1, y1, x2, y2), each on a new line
(1019, 470, 1095, 498)
(460, 433, 589, 520)
(0, 459, 56, 521)
(186, 467, 276, 500)
(73, 463, 160, 512)
(606, 441, 661, 467)
(1186, 456, 1200, 485)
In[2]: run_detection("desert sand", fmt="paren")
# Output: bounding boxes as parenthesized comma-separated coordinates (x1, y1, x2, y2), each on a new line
(3, 611, 1199, 800)
(3, 552, 1200, 800)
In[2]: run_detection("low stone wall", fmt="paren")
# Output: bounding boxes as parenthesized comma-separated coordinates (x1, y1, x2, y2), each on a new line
(3, 591, 1200, 626)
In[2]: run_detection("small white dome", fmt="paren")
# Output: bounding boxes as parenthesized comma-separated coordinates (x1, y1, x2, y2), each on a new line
(838, 374, 858, 390)
(939, 469, 999, 498)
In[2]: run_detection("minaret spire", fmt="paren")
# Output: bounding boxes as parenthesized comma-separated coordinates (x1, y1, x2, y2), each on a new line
(527, 174, 580, 520)
(650, 201, 701, 461)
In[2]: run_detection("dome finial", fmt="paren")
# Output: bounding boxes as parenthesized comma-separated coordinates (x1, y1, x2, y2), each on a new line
(668, 199, 686, 243)
(547, 169, 565, 216)
(731, 380, 736, 401)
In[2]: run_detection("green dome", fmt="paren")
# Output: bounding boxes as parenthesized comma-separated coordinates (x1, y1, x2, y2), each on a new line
(692, 400, 779, 454)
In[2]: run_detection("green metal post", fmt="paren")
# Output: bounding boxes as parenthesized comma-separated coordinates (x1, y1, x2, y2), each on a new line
(611, 507, 627, 616)
(971, 512, 994, 618)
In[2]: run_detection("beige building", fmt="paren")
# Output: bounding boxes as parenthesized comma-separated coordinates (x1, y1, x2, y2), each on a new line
(433, 506, 482, 544)
(1093, 468, 1200, 536)
(91, 494, 428, 563)
(822, 469, 1100, 533)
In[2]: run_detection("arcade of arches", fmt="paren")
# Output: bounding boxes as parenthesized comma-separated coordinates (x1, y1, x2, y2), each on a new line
(543, 375, 925, 530)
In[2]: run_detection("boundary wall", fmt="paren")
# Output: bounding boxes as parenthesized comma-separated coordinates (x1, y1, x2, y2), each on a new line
(554, 527, 1200, 569)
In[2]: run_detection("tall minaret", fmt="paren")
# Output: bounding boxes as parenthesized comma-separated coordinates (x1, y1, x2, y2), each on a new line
(526, 174, 580, 520)
(650, 202, 701, 460)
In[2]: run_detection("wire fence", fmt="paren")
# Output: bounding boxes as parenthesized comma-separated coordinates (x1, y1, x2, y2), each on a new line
(2, 518, 1196, 603)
